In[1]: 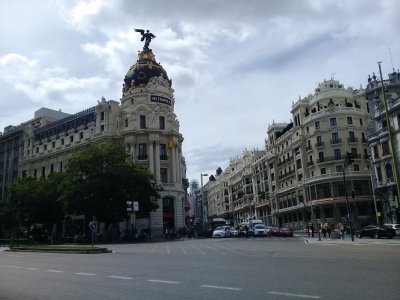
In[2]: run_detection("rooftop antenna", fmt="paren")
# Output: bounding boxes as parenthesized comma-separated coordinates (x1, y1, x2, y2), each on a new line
(389, 48, 395, 71)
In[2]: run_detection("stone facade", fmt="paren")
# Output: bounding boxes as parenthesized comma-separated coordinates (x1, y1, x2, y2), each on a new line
(365, 69, 400, 223)
(204, 79, 376, 229)
(16, 48, 187, 238)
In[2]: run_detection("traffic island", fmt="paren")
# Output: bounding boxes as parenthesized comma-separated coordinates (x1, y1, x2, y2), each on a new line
(7, 245, 111, 254)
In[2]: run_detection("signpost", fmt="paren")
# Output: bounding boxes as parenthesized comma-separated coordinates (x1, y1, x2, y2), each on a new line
(127, 200, 139, 239)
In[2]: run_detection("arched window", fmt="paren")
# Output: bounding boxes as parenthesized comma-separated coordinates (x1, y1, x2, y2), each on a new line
(385, 163, 394, 179)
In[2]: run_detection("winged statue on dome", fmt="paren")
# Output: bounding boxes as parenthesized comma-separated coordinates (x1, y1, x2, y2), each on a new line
(135, 29, 156, 51)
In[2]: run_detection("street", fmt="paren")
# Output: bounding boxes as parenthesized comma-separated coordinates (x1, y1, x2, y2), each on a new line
(0, 236, 399, 300)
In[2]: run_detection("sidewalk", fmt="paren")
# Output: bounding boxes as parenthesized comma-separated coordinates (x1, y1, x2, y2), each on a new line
(297, 234, 400, 245)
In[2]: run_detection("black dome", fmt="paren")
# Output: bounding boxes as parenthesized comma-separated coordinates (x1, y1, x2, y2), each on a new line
(123, 49, 170, 91)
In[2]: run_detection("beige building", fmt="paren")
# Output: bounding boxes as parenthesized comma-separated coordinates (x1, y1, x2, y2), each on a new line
(268, 79, 374, 228)
(203, 79, 376, 230)
(18, 47, 187, 238)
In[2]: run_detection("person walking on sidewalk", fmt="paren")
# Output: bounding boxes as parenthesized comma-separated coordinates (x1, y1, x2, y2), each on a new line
(322, 225, 327, 239)
(310, 223, 315, 238)
(340, 223, 345, 240)
(327, 223, 332, 240)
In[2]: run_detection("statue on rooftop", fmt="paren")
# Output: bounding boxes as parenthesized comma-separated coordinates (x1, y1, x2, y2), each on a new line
(135, 29, 156, 51)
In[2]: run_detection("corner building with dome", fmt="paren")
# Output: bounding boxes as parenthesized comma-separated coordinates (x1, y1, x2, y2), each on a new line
(18, 46, 188, 239)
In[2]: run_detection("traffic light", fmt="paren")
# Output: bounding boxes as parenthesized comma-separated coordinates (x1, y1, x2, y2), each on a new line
(346, 151, 354, 166)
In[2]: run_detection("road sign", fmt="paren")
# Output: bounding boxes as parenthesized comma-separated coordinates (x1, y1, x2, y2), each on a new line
(126, 201, 133, 212)
(89, 221, 97, 231)
(133, 201, 139, 212)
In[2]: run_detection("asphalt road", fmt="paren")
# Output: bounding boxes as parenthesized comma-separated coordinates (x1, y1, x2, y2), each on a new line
(0, 236, 399, 300)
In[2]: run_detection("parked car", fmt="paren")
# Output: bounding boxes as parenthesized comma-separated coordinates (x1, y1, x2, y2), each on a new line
(265, 226, 274, 236)
(253, 224, 267, 237)
(269, 227, 280, 237)
(212, 226, 231, 238)
(356, 225, 395, 239)
(383, 224, 400, 236)
(230, 227, 239, 237)
(278, 227, 294, 237)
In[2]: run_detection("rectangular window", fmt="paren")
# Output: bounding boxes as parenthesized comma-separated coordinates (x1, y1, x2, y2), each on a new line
(159, 116, 165, 130)
(125, 119, 128, 128)
(360, 118, 363, 126)
(34, 169, 37, 178)
(318, 152, 324, 162)
(61, 139, 64, 145)
(50, 164, 54, 174)
(138, 143, 147, 159)
(334, 149, 341, 160)
(100, 125, 104, 132)
(321, 168, 326, 175)
(160, 168, 168, 183)
(70, 136, 74, 143)
(331, 132, 340, 144)
(140, 115, 146, 129)
(336, 165, 343, 173)
(353, 164, 360, 171)
(317, 135, 323, 146)
(315, 121, 320, 129)
(347, 116, 353, 124)
(382, 142, 390, 155)
(80, 132, 84, 139)
(160, 144, 167, 160)
(52, 141, 56, 148)
(100, 112, 105, 121)
(330, 117, 337, 127)
(41, 167, 45, 178)
(59, 162, 63, 172)
(44, 144, 47, 151)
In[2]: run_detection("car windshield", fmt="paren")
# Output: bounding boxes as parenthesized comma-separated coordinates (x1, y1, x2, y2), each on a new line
(255, 225, 266, 229)
(214, 227, 224, 231)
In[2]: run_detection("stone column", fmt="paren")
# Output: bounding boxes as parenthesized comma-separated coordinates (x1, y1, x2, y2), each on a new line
(148, 140, 154, 175)
(171, 145, 176, 183)
(155, 142, 161, 181)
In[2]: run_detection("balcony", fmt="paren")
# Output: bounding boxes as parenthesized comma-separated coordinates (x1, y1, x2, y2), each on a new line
(160, 154, 168, 160)
(330, 138, 342, 145)
(315, 141, 324, 148)
(306, 145, 312, 151)
(348, 137, 358, 143)
(138, 154, 148, 160)
(307, 161, 314, 167)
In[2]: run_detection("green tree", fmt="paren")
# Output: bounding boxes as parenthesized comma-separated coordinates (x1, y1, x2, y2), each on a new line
(61, 140, 159, 226)
(4, 175, 65, 241)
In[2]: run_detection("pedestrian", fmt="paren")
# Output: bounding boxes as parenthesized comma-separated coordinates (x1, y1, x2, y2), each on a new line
(322, 225, 327, 239)
(310, 223, 315, 238)
(340, 223, 345, 240)
(307, 225, 310, 236)
(327, 224, 332, 240)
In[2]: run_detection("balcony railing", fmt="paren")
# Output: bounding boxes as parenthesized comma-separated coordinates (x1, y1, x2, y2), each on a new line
(330, 138, 342, 144)
(138, 154, 148, 160)
(315, 141, 324, 148)
(348, 137, 358, 143)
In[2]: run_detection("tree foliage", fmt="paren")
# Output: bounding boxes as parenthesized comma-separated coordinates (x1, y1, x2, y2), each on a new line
(3, 175, 64, 233)
(61, 140, 159, 225)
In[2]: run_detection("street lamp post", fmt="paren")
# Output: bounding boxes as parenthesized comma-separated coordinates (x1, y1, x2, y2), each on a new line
(200, 173, 208, 236)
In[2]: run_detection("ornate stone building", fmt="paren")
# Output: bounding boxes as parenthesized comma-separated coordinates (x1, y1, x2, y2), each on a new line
(365, 68, 400, 223)
(18, 41, 187, 238)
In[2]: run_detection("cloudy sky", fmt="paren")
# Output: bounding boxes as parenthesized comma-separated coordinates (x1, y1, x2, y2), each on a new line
(0, 0, 399, 183)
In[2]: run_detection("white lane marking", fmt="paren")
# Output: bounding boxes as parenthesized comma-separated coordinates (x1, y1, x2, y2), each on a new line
(148, 279, 180, 284)
(8, 254, 23, 257)
(178, 245, 187, 254)
(151, 245, 158, 253)
(201, 285, 241, 291)
(0, 265, 23, 269)
(25, 267, 39, 270)
(268, 291, 321, 299)
(108, 275, 133, 280)
(166, 244, 170, 254)
(76, 272, 96, 276)
(47, 270, 64, 273)
(188, 243, 206, 255)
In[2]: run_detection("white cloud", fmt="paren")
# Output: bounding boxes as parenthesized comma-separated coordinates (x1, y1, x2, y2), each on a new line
(1, 0, 400, 180)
